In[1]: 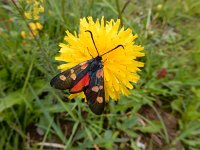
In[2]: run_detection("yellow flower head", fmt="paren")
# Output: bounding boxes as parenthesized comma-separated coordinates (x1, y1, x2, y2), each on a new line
(29, 22, 36, 31)
(24, 0, 44, 21)
(56, 17, 144, 101)
(24, 12, 32, 19)
(36, 22, 43, 30)
(20, 31, 26, 38)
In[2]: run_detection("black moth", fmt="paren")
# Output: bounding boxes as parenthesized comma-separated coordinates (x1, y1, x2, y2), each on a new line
(50, 30, 124, 115)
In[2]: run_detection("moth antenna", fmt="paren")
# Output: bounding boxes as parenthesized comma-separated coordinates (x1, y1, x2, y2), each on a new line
(87, 47, 94, 58)
(85, 30, 100, 56)
(101, 45, 124, 56)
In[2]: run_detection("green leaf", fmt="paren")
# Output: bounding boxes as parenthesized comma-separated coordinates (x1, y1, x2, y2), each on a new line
(136, 121, 162, 133)
(0, 79, 47, 113)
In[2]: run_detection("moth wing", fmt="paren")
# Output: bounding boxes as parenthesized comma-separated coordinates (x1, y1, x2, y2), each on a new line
(84, 68, 105, 115)
(50, 61, 90, 92)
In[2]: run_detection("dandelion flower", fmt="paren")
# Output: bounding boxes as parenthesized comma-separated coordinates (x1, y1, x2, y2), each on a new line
(56, 17, 144, 101)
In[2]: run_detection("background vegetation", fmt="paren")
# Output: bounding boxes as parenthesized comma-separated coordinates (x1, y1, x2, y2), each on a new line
(0, 0, 200, 149)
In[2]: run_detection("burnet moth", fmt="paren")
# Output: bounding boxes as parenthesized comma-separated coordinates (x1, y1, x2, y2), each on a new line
(50, 30, 124, 115)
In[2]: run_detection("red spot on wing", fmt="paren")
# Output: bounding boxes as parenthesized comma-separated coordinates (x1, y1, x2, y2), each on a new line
(70, 73, 90, 93)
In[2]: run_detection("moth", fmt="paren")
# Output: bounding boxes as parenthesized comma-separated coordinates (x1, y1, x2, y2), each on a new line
(50, 30, 123, 115)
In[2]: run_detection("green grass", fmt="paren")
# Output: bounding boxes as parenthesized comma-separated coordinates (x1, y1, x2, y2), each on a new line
(0, 0, 200, 149)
